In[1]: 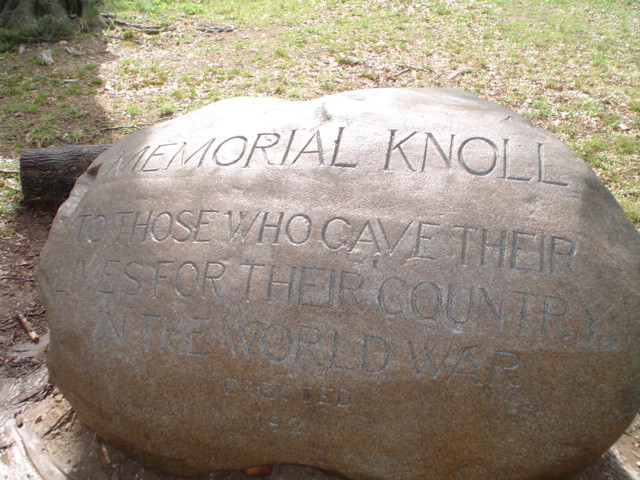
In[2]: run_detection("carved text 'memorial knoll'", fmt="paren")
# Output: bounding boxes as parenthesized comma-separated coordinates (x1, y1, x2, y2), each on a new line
(39, 89, 640, 480)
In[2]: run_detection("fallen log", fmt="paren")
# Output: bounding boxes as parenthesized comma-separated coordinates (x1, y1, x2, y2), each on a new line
(20, 144, 111, 205)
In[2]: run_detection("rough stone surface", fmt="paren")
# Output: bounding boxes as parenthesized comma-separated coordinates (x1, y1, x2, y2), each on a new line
(38, 88, 640, 480)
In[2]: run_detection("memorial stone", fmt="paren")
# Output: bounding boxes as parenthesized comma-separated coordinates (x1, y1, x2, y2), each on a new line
(38, 88, 640, 480)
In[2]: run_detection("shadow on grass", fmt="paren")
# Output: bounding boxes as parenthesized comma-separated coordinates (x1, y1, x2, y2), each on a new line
(0, 27, 117, 160)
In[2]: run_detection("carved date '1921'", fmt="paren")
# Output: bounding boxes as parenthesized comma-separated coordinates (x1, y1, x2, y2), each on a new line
(258, 415, 311, 435)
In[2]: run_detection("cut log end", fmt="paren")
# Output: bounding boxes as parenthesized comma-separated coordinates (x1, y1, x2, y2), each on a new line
(20, 144, 111, 206)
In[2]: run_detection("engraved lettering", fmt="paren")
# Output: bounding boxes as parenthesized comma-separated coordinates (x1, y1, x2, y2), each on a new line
(407, 342, 451, 378)
(330, 127, 355, 167)
(550, 236, 576, 275)
(227, 211, 262, 242)
(68, 259, 89, 293)
(153, 260, 174, 298)
(186, 317, 209, 357)
(322, 217, 350, 250)
(164, 138, 216, 169)
(378, 276, 406, 317)
(97, 259, 119, 295)
(537, 142, 569, 186)
(349, 220, 381, 254)
(140, 143, 178, 172)
(160, 316, 185, 354)
(446, 284, 474, 325)
(481, 229, 507, 267)
(103, 145, 150, 176)
(377, 220, 414, 255)
(447, 347, 482, 385)
(331, 331, 357, 371)
(279, 129, 297, 165)
(543, 295, 570, 340)
(223, 320, 256, 359)
(262, 324, 293, 363)
(384, 130, 417, 171)
(241, 262, 265, 301)
(298, 267, 333, 308)
(75, 214, 91, 243)
(143, 313, 161, 352)
(193, 209, 218, 243)
(421, 133, 455, 171)
(510, 231, 537, 271)
(411, 281, 442, 322)
(361, 336, 391, 373)
(92, 310, 126, 346)
(458, 137, 498, 176)
(476, 287, 503, 330)
(294, 326, 324, 367)
(174, 261, 199, 298)
(174, 210, 194, 242)
(87, 215, 107, 243)
(412, 221, 439, 259)
(267, 265, 296, 304)
(129, 211, 152, 243)
(258, 212, 284, 244)
(213, 136, 248, 166)
(516, 291, 542, 335)
(244, 132, 281, 167)
(502, 138, 533, 181)
(454, 225, 478, 265)
(114, 211, 133, 243)
(150, 212, 173, 242)
(488, 351, 520, 387)
(291, 130, 324, 165)
(338, 271, 365, 312)
(581, 302, 613, 344)
(201, 261, 225, 299)
(284, 214, 312, 245)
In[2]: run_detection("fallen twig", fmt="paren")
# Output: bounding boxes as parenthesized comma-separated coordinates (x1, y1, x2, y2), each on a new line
(195, 23, 235, 33)
(398, 64, 431, 72)
(4, 181, 21, 192)
(43, 408, 74, 438)
(16, 313, 39, 343)
(392, 67, 412, 78)
(100, 123, 150, 131)
(448, 68, 472, 80)
(111, 18, 175, 34)
(16, 382, 54, 405)
(0, 276, 34, 282)
(392, 64, 432, 78)
(243, 466, 273, 476)
(104, 34, 142, 44)
(0, 441, 14, 451)
(100, 125, 138, 131)
(99, 440, 116, 470)
(0, 169, 19, 174)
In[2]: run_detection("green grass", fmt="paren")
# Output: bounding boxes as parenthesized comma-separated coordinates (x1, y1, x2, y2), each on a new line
(0, 0, 638, 224)
(0, 158, 22, 216)
(613, 135, 640, 155)
(117, 59, 169, 88)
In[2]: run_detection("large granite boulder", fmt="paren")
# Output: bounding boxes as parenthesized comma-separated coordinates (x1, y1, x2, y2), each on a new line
(38, 88, 640, 480)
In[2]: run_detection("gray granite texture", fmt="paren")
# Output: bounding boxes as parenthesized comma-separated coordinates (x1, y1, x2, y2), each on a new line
(38, 88, 640, 480)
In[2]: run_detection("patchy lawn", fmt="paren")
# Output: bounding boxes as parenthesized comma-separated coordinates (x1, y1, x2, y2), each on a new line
(0, 0, 639, 223)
